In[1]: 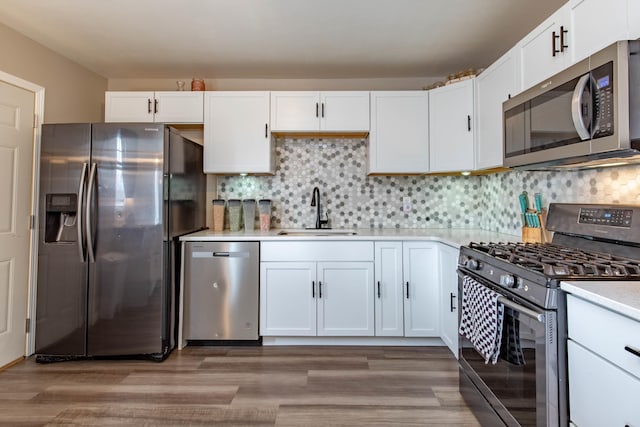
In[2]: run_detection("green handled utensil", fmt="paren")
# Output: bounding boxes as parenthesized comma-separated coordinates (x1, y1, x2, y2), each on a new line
(519, 191, 529, 226)
(534, 193, 543, 213)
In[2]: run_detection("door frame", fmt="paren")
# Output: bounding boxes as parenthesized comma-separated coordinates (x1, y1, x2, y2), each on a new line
(0, 70, 45, 357)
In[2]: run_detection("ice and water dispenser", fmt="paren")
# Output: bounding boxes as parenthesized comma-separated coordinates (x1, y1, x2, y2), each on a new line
(44, 193, 78, 243)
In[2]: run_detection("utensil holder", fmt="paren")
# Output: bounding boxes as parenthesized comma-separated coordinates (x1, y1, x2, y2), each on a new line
(521, 209, 552, 243)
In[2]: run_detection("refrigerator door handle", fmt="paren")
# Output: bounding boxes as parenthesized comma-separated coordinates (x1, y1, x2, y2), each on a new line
(77, 162, 88, 262)
(86, 162, 97, 263)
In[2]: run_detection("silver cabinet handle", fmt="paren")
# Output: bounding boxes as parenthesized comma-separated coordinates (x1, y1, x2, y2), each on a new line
(77, 163, 88, 262)
(85, 163, 97, 263)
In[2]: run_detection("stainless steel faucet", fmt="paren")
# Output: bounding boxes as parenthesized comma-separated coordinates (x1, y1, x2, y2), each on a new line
(310, 187, 329, 229)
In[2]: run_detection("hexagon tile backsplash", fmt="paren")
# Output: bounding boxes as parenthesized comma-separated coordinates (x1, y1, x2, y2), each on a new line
(217, 138, 640, 236)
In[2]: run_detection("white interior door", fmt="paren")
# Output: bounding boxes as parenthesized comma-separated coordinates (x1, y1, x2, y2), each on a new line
(0, 80, 35, 368)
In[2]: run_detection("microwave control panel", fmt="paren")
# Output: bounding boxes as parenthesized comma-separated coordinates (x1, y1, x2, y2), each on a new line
(592, 61, 614, 139)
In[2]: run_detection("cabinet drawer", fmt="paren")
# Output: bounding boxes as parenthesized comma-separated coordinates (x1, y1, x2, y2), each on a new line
(261, 241, 374, 262)
(568, 340, 640, 427)
(567, 294, 640, 379)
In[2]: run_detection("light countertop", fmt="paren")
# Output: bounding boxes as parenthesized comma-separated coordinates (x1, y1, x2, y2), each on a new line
(561, 281, 640, 322)
(180, 228, 520, 248)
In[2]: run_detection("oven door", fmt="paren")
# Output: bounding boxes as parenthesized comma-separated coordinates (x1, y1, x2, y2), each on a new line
(457, 269, 560, 427)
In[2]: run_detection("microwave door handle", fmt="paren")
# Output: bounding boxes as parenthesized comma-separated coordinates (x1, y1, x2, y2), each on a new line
(571, 73, 592, 140)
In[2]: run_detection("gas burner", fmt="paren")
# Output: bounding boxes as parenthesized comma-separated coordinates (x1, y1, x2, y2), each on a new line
(468, 241, 640, 279)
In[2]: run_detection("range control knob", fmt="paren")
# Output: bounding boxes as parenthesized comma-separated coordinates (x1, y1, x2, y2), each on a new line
(465, 259, 479, 270)
(499, 274, 515, 288)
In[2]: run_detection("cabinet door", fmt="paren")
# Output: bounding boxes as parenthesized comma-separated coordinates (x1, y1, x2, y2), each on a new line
(429, 80, 475, 173)
(320, 91, 370, 132)
(403, 242, 439, 337)
(475, 50, 519, 170)
(368, 91, 429, 174)
(204, 91, 273, 174)
(270, 91, 320, 131)
(154, 92, 204, 123)
(317, 262, 375, 336)
(518, 5, 571, 90)
(568, 340, 640, 427)
(374, 242, 403, 337)
(438, 244, 459, 357)
(105, 91, 154, 122)
(630, 0, 640, 40)
(260, 262, 317, 336)
(569, 0, 628, 64)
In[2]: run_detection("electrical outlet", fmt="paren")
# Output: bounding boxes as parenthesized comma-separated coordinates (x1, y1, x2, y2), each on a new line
(402, 197, 412, 213)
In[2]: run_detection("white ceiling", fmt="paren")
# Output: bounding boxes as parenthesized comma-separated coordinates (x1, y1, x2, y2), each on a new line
(0, 0, 565, 79)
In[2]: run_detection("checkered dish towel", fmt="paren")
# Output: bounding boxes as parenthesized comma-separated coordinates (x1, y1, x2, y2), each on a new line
(459, 275, 505, 364)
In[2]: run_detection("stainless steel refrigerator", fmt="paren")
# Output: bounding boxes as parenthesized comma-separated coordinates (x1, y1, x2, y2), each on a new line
(35, 123, 206, 361)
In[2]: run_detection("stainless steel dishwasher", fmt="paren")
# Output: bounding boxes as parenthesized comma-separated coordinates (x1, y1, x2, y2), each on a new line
(183, 241, 259, 341)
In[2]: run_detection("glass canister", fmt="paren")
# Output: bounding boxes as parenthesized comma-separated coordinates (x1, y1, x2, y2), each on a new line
(228, 199, 242, 231)
(258, 199, 271, 231)
(212, 199, 225, 231)
(243, 199, 256, 231)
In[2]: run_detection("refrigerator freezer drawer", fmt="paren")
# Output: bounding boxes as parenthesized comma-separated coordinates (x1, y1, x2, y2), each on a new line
(184, 241, 259, 340)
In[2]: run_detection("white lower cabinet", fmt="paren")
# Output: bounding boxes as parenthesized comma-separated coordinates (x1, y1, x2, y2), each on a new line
(438, 243, 459, 357)
(403, 242, 440, 337)
(566, 294, 640, 426)
(373, 241, 440, 338)
(374, 242, 404, 336)
(316, 262, 375, 336)
(260, 262, 317, 336)
(260, 241, 374, 337)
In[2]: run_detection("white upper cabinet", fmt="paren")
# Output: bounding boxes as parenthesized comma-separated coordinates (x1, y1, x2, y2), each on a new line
(518, 4, 572, 90)
(105, 91, 204, 123)
(428, 80, 475, 173)
(475, 49, 520, 170)
(203, 91, 273, 174)
(629, 0, 640, 40)
(569, 0, 629, 64)
(270, 91, 369, 132)
(368, 91, 429, 174)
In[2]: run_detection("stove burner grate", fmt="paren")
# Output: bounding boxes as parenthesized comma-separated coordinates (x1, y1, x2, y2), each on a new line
(468, 242, 640, 279)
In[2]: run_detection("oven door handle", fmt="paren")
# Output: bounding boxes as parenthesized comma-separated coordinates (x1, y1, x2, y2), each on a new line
(498, 296, 545, 323)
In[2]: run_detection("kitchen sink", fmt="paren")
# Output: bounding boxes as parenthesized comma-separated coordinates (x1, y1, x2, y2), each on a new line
(277, 229, 357, 236)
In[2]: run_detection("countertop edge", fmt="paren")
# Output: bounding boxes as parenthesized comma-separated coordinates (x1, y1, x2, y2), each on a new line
(178, 228, 520, 249)
(561, 281, 640, 322)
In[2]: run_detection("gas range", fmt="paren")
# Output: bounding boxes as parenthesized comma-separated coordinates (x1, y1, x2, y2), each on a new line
(458, 203, 640, 427)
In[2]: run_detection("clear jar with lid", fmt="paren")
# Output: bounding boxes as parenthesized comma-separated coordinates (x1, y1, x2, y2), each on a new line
(258, 199, 271, 231)
(228, 199, 242, 231)
(212, 199, 225, 231)
(243, 199, 256, 231)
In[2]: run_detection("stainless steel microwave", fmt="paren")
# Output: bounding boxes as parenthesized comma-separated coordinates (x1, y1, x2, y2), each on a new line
(503, 40, 640, 169)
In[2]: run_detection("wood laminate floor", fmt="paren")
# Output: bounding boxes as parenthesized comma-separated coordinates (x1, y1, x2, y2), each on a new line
(0, 346, 480, 426)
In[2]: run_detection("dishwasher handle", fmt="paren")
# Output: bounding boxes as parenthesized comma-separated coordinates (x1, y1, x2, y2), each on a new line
(192, 250, 250, 259)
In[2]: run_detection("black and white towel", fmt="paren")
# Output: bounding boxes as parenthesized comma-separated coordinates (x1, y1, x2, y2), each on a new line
(458, 275, 504, 364)
(501, 307, 526, 366)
